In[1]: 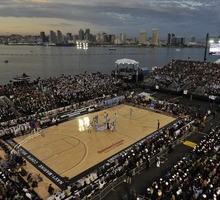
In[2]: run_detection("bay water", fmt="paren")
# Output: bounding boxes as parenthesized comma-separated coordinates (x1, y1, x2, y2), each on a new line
(0, 45, 217, 85)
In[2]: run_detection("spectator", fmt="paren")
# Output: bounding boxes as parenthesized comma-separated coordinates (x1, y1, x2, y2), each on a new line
(48, 183, 54, 195)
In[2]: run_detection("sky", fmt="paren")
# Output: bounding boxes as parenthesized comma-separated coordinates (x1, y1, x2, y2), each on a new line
(0, 0, 220, 40)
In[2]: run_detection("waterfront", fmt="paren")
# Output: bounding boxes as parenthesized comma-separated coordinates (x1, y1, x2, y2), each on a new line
(0, 45, 217, 85)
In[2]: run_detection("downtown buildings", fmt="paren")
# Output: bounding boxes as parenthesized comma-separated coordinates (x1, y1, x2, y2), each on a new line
(0, 28, 203, 47)
(38, 28, 161, 46)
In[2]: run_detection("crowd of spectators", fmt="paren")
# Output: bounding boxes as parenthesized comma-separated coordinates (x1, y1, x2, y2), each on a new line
(143, 59, 220, 98)
(0, 140, 41, 199)
(0, 69, 219, 199)
(40, 73, 124, 105)
(0, 104, 16, 122)
(125, 90, 212, 120)
(0, 72, 126, 121)
(143, 124, 220, 200)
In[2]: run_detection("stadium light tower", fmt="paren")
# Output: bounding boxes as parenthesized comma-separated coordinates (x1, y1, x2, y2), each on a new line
(204, 33, 209, 62)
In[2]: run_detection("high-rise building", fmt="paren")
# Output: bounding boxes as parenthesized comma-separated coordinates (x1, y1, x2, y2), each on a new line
(90, 34, 96, 43)
(114, 38, 121, 45)
(49, 30, 57, 44)
(120, 33, 126, 44)
(190, 36, 196, 43)
(171, 36, 185, 46)
(151, 29, 159, 45)
(100, 32, 107, 44)
(79, 29, 84, 41)
(40, 31, 46, 43)
(96, 33, 101, 43)
(96, 32, 107, 44)
(85, 29, 90, 41)
(66, 33, 73, 40)
(109, 35, 116, 44)
(167, 33, 176, 45)
(167, 33, 171, 45)
(139, 31, 147, 45)
(73, 34, 78, 41)
(57, 30, 63, 44)
(65, 33, 74, 43)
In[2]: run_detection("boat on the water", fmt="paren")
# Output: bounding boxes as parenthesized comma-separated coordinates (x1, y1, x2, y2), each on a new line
(12, 73, 30, 83)
(4, 60, 8, 63)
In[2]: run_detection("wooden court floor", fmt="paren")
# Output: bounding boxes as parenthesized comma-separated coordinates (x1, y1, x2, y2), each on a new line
(14, 104, 176, 198)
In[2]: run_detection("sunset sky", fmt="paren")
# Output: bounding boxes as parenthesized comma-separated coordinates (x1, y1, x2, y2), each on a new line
(0, 0, 219, 39)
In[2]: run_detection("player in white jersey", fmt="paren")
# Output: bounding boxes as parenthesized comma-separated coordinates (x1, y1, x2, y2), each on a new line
(110, 122, 116, 132)
(113, 112, 118, 122)
(88, 123, 93, 133)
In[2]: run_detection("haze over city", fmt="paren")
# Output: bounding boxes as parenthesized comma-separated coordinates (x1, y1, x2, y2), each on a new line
(0, 0, 220, 39)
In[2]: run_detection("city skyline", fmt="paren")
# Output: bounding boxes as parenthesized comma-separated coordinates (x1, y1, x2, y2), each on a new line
(0, 0, 220, 39)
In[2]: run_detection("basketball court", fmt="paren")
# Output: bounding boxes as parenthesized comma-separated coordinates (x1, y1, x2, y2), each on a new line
(8, 104, 176, 199)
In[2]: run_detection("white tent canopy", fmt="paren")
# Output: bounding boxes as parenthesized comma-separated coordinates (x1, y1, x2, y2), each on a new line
(214, 58, 220, 64)
(113, 58, 141, 83)
(115, 58, 139, 65)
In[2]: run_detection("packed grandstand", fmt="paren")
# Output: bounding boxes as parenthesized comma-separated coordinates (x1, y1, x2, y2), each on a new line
(143, 59, 220, 99)
(0, 60, 219, 200)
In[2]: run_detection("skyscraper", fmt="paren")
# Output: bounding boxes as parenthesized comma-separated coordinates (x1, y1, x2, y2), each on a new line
(167, 33, 176, 45)
(100, 32, 107, 44)
(139, 31, 147, 45)
(109, 35, 116, 44)
(79, 29, 84, 41)
(151, 29, 159, 46)
(85, 29, 90, 41)
(171, 36, 185, 46)
(66, 33, 73, 40)
(40, 31, 46, 43)
(120, 33, 126, 44)
(49, 30, 57, 44)
(57, 30, 63, 44)
(66, 33, 73, 43)
(190, 36, 196, 43)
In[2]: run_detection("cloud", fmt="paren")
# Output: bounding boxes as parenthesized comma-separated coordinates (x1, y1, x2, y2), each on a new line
(0, 0, 219, 38)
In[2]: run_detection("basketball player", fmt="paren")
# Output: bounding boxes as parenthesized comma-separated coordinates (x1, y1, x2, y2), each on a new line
(106, 121, 110, 130)
(110, 122, 116, 132)
(34, 121, 39, 133)
(88, 123, 93, 133)
(113, 112, 118, 122)
(130, 108, 133, 117)
(157, 119, 160, 130)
